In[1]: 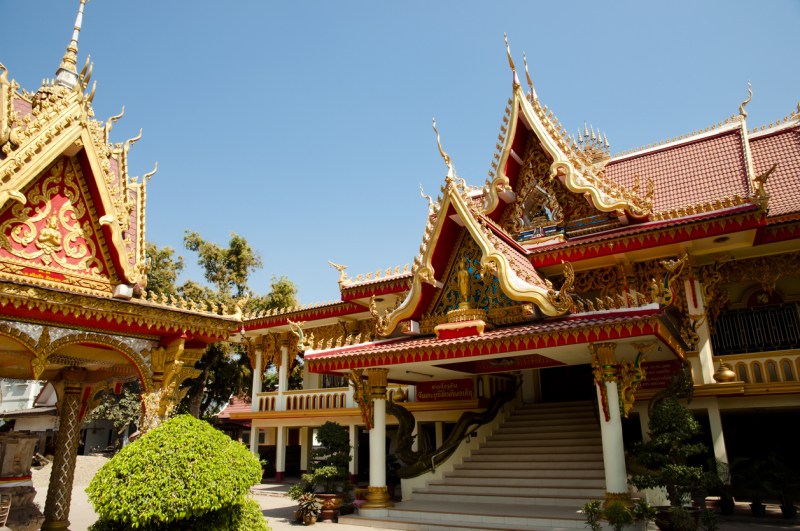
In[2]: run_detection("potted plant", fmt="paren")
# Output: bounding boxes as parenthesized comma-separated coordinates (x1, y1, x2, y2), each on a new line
(767, 452, 799, 519)
(629, 370, 706, 530)
(703, 459, 736, 515)
(296, 492, 322, 525)
(581, 498, 656, 531)
(736, 456, 772, 517)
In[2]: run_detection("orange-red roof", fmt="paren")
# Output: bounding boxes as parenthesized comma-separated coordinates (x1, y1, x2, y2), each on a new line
(750, 125, 800, 218)
(605, 129, 751, 215)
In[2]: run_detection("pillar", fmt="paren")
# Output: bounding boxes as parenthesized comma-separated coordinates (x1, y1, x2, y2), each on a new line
(685, 278, 715, 384)
(348, 424, 359, 484)
(590, 343, 629, 503)
(277, 341, 289, 411)
(706, 400, 730, 466)
(361, 368, 393, 509)
(42, 369, 87, 531)
(300, 427, 310, 474)
(249, 425, 259, 455)
(434, 422, 444, 448)
(275, 426, 286, 482)
(251, 347, 263, 409)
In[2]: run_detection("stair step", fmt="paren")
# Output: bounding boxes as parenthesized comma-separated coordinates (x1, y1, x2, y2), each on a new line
(432, 477, 606, 488)
(450, 467, 605, 479)
(491, 430, 600, 440)
(458, 460, 604, 470)
(412, 489, 603, 505)
(483, 438, 602, 448)
(473, 445, 602, 456)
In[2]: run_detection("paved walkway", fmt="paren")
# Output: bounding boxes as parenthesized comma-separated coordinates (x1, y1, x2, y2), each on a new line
(30, 460, 800, 530)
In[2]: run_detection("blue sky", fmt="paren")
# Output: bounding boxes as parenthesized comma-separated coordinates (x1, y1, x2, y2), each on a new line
(3, 1, 799, 304)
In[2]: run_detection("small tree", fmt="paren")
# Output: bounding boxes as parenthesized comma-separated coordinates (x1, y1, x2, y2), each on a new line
(84, 384, 142, 452)
(87, 415, 266, 530)
(311, 421, 351, 493)
(630, 370, 706, 507)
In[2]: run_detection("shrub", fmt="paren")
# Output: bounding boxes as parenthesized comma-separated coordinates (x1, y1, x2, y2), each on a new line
(87, 414, 265, 530)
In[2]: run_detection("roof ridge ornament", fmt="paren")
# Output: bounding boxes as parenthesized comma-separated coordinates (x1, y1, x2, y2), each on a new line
(739, 81, 752, 119)
(503, 33, 520, 89)
(432, 117, 455, 179)
(56, 0, 88, 90)
(522, 52, 537, 101)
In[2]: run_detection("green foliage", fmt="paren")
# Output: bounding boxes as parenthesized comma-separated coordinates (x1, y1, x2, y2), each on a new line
(87, 415, 263, 530)
(184, 231, 262, 298)
(580, 500, 603, 531)
(85, 383, 142, 451)
(311, 422, 351, 493)
(668, 506, 697, 531)
(604, 501, 633, 531)
(700, 508, 719, 531)
(296, 493, 322, 518)
(631, 497, 657, 525)
(629, 395, 706, 506)
(144, 243, 183, 297)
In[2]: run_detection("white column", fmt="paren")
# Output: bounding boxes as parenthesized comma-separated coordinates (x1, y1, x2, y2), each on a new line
(277, 342, 289, 410)
(434, 422, 444, 448)
(685, 278, 715, 384)
(251, 348, 262, 410)
(361, 368, 393, 510)
(299, 427, 309, 474)
(590, 343, 629, 499)
(707, 400, 729, 465)
(521, 370, 536, 403)
(597, 381, 628, 495)
(249, 425, 259, 455)
(275, 426, 286, 481)
(349, 424, 359, 482)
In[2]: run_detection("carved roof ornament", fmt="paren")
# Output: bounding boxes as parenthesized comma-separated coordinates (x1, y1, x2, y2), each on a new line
(432, 118, 456, 180)
(739, 81, 753, 119)
(522, 52, 536, 101)
(503, 33, 521, 89)
(56, 0, 88, 90)
(327, 260, 351, 287)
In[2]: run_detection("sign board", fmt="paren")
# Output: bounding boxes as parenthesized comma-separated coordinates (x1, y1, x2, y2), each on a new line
(416, 378, 474, 401)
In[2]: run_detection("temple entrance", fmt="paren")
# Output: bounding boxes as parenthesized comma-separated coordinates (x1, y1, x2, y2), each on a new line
(540, 364, 594, 402)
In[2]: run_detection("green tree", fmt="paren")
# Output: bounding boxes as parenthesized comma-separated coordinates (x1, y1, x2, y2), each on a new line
(144, 243, 183, 297)
(144, 234, 298, 418)
(85, 383, 142, 452)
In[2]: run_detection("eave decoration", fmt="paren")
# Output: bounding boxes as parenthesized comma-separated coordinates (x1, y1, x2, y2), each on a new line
(481, 36, 653, 223)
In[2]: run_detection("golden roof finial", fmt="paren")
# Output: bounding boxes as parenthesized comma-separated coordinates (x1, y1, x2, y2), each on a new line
(739, 81, 752, 119)
(522, 52, 537, 100)
(432, 118, 454, 176)
(55, 0, 88, 90)
(503, 33, 520, 89)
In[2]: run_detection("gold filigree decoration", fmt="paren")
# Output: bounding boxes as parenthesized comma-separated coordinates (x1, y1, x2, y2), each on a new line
(547, 262, 574, 313)
(618, 348, 649, 418)
(589, 342, 618, 422)
(572, 266, 623, 299)
(348, 369, 373, 431)
(0, 158, 106, 275)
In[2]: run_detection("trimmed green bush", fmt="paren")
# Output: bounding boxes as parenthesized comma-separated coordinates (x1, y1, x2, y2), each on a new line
(87, 415, 265, 530)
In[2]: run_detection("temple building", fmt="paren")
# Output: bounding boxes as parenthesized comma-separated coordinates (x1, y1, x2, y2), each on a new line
(0, 2, 239, 529)
(233, 39, 800, 528)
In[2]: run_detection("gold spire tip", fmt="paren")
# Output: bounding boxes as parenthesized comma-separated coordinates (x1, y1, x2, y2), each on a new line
(739, 80, 752, 119)
(432, 118, 453, 172)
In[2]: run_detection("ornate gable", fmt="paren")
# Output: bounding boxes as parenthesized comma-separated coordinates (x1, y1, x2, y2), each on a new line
(481, 41, 653, 228)
(370, 174, 573, 337)
(0, 155, 119, 295)
(0, 55, 150, 296)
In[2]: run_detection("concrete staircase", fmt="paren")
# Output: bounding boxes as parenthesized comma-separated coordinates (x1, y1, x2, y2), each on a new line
(340, 400, 606, 530)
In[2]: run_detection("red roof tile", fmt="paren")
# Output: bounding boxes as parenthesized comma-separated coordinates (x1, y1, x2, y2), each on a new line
(216, 396, 253, 419)
(605, 130, 751, 214)
(749, 126, 800, 218)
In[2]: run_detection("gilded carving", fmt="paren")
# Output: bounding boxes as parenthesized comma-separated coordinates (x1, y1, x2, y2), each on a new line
(348, 369, 373, 431)
(0, 158, 108, 278)
(589, 342, 617, 422)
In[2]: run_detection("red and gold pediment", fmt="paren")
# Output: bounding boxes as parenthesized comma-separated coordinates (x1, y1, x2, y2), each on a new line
(0, 155, 119, 294)
(481, 58, 653, 226)
(370, 175, 573, 337)
(1, 64, 149, 295)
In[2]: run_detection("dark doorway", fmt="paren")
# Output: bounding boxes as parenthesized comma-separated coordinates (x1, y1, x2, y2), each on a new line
(540, 364, 594, 402)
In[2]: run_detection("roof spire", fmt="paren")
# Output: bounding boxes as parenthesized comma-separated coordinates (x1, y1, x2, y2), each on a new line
(503, 33, 520, 89)
(432, 118, 455, 178)
(522, 52, 537, 101)
(55, 0, 88, 90)
(739, 80, 752, 119)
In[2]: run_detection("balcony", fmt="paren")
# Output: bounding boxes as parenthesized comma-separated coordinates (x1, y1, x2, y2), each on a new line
(711, 303, 800, 356)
